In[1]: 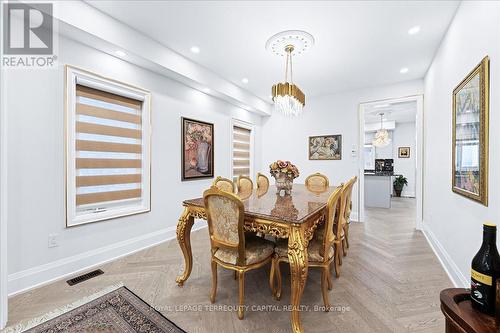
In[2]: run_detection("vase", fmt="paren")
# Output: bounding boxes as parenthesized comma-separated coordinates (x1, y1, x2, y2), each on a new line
(196, 141, 211, 174)
(275, 173, 293, 196)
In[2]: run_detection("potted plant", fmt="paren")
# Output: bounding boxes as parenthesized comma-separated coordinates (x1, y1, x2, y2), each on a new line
(393, 175, 408, 197)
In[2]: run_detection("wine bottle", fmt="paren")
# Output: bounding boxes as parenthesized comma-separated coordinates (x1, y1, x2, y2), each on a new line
(471, 223, 500, 315)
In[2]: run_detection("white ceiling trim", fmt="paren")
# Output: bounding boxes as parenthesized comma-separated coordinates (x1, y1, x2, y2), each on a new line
(86, 1, 459, 101)
(49, 1, 271, 116)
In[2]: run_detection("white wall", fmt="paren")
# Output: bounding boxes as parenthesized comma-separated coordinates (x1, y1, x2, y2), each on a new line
(423, 1, 500, 287)
(393, 122, 416, 197)
(261, 79, 424, 220)
(4, 36, 262, 294)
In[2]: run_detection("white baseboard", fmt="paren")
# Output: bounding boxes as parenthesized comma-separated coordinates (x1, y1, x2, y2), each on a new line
(350, 212, 359, 222)
(8, 222, 207, 297)
(422, 223, 468, 288)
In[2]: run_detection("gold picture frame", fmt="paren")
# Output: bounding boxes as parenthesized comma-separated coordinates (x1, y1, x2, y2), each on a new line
(181, 117, 214, 181)
(308, 135, 342, 160)
(452, 56, 489, 206)
(398, 147, 410, 158)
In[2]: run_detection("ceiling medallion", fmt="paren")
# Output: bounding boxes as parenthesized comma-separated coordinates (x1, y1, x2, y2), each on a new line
(372, 113, 391, 148)
(266, 30, 314, 117)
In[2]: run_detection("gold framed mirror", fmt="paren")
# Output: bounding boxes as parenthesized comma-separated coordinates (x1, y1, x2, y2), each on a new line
(452, 56, 489, 206)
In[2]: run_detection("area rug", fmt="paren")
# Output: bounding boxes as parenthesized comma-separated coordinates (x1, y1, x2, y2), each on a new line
(6, 285, 186, 333)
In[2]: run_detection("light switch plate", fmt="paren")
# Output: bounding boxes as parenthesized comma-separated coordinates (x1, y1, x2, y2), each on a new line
(48, 234, 59, 248)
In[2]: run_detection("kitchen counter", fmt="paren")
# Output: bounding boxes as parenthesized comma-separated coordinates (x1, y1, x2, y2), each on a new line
(364, 174, 392, 208)
(364, 171, 399, 176)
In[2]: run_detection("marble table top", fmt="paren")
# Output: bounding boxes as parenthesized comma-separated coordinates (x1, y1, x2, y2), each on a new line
(184, 184, 339, 224)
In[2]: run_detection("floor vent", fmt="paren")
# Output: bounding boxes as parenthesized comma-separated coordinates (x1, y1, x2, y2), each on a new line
(67, 269, 104, 286)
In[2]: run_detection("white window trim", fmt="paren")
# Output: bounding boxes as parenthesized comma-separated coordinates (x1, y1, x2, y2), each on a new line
(230, 119, 255, 181)
(65, 65, 151, 227)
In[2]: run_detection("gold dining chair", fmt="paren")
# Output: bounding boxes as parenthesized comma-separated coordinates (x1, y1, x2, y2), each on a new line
(318, 176, 357, 275)
(305, 173, 330, 190)
(256, 173, 270, 192)
(204, 186, 275, 320)
(270, 184, 343, 310)
(212, 176, 235, 193)
(237, 175, 254, 194)
(341, 176, 357, 256)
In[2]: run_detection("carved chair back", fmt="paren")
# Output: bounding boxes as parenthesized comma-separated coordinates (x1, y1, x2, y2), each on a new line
(203, 186, 246, 266)
(305, 173, 330, 190)
(212, 176, 235, 193)
(320, 184, 343, 263)
(337, 176, 357, 233)
(343, 176, 357, 222)
(256, 173, 270, 192)
(237, 175, 254, 194)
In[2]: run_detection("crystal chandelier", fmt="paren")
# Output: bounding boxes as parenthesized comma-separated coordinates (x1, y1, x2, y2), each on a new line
(266, 30, 313, 117)
(272, 45, 305, 117)
(372, 113, 391, 147)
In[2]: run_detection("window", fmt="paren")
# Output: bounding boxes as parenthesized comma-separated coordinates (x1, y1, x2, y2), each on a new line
(65, 66, 151, 227)
(232, 122, 253, 180)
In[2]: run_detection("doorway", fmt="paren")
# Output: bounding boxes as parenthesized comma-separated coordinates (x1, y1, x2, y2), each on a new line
(357, 95, 424, 229)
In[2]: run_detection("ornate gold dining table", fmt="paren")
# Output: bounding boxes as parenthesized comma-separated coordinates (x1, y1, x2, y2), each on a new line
(175, 184, 337, 333)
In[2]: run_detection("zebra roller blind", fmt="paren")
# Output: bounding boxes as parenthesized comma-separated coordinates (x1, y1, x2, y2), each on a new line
(232, 125, 251, 177)
(66, 67, 151, 226)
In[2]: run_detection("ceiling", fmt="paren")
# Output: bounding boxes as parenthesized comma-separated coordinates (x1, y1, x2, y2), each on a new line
(364, 100, 416, 123)
(88, 1, 459, 102)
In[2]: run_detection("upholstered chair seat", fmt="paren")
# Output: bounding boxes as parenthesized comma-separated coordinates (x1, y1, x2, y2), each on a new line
(214, 235, 274, 265)
(274, 238, 334, 262)
(314, 224, 345, 242)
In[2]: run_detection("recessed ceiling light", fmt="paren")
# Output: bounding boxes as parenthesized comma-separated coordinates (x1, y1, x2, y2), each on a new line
(374, 103, 390, 108)
(408, 26, 421, 35)
(400, 67, 409, 74)
(190, 46, 200, 54)
(115, 50, 127, 57)
(241, 78, 249, 84)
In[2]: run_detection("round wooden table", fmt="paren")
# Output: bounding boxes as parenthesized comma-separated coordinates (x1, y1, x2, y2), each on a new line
(440, 288, 497, 333)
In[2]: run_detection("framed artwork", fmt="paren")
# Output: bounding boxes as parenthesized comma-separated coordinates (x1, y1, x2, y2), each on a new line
(309, 135, 342, 160)
(181, 117, 214, 181)
(398, 147, 410, 158)
(452, 56, 489, 206)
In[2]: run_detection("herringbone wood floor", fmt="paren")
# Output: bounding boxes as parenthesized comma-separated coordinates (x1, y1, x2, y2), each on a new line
(5, 198, 452, 332)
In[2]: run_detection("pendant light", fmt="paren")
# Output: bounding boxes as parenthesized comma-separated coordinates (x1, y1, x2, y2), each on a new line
(266, 30, 314, 117)
(271, 45, 305, 116)
(372, 113, 391, 147)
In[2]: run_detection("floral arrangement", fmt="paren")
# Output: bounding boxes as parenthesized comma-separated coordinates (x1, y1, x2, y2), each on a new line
(185, 123, 212, 151)
(269, 160, 300, 179)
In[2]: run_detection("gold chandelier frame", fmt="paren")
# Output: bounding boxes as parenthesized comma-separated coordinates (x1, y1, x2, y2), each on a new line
(271, 45, 305, 107)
